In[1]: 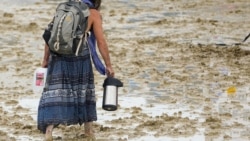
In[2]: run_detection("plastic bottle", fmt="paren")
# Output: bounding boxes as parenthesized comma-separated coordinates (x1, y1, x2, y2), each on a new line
(32, 68, 47, 94)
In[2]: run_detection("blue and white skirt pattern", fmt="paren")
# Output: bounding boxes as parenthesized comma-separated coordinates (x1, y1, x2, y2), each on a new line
(37, 50, 97, 133)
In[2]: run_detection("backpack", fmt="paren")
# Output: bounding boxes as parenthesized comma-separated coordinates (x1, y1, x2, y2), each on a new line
(48, 0, 89, 56)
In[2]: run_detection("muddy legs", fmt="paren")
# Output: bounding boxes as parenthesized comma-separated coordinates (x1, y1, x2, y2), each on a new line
(45, 125, 53, 141)
(84, 122, 94, 136)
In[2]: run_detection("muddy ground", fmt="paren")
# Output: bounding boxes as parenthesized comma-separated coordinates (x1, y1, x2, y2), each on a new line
(0, 0, 249, 140)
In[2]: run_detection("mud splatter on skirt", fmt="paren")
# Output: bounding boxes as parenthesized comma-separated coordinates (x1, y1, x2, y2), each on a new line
(37, 50, 97, 133)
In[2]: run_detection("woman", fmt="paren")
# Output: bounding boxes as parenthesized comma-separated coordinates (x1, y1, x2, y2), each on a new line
(37, 0, 114, 140)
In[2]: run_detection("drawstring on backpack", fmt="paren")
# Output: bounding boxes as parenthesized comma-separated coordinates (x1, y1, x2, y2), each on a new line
(75, 32, 88, 56)
(54, 14, 67, 51)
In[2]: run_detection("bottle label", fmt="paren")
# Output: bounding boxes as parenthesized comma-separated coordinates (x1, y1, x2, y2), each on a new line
(36, 73, 44, 86)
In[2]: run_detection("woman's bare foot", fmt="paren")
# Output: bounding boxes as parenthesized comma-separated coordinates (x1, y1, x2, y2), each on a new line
(45, 125, 53, 141)
(84, 122, 95, 137)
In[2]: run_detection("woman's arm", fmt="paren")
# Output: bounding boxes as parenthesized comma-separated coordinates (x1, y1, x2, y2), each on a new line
(89, 9, 114, 77)
(41, 43, 50, 68)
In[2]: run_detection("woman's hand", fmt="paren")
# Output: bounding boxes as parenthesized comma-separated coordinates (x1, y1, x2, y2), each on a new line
(106, 66, 114, 77)
(41, 60, 48, 68)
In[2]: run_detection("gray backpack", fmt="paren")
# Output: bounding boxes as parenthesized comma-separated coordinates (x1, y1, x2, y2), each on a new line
(48, 0, 89, 56)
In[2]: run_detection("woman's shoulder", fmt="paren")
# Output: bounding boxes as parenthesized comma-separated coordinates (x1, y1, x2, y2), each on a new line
(86, 9, 102, 32)
(89, 9, 101, 19)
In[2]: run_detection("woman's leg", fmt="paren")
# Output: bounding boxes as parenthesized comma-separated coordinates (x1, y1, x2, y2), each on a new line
(84, 122, 94, 136)
(45, 125, 54, 141)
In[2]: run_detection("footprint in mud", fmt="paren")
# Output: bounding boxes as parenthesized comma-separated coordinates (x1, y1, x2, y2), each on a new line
(14, 105, 29, 112)
(5, 100, 19, 105)
(3, 12, 14, 18)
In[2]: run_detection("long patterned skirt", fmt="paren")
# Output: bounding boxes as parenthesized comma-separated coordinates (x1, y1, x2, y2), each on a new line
(37, 52, 97, 133)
